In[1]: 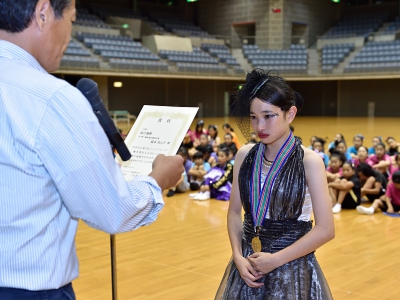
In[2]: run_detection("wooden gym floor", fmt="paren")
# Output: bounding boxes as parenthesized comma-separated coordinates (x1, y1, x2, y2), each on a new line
(73, 117, 400, 300)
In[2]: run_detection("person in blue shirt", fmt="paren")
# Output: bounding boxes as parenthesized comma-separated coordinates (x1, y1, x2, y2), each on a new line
(333, 140, 352, 161)
(347, 134, 364, 159)
(368, 136, 382, 155)
(328, 133, 346, 152)
(0, 0, 183, 298)
(188, 151, 212, 190)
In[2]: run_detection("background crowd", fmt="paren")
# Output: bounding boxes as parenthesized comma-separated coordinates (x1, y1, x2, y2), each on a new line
(170, 121, 400, 217)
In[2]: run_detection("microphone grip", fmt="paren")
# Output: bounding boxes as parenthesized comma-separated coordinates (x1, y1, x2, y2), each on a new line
(106, 132, 132, 161)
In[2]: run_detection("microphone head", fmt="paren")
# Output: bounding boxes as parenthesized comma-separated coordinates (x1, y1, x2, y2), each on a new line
(76, 78, 98, 103)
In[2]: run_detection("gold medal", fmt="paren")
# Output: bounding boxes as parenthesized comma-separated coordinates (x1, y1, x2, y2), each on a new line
(251, 236, 262, 252)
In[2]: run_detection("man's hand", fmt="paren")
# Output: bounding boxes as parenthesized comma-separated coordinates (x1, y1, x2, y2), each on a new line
(149, 154, 184, 190)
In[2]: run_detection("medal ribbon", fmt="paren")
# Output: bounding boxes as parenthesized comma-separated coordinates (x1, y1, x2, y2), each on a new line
(250, 132, 296, 227)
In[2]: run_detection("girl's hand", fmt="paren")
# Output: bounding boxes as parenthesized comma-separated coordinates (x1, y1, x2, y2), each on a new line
(233, 255, 264, 288)
(247, 252, 280, 275)
(387, 207, 394, 213)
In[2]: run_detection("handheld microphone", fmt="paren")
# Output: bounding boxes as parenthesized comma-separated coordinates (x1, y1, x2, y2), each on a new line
(76, 78, 132, 161)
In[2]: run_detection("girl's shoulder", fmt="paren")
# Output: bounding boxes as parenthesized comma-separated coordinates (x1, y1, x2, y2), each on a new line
(301, 146, 326, 169)
(233, 143, 256, 169)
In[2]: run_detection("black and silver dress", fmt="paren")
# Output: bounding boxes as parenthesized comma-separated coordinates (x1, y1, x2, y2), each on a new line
(215, 140, 333, 300)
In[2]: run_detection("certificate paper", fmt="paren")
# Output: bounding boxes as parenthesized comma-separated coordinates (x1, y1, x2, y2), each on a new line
(118, 105, 198, 181)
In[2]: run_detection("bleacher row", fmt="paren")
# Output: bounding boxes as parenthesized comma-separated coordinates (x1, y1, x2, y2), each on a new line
(243, 44, 308, 74)
(323, 13, 387, 39)
(345, 40, 400, 73)
(61, 7, 400, 76)
(61, 32, 243, 74)
(321, 43, 354, 73)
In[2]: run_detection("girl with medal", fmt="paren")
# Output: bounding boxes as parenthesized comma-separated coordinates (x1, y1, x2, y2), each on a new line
(215, 69, 334, 300)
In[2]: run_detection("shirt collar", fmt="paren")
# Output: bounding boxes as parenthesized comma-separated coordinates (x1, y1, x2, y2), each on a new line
(0, 40, 47, 73)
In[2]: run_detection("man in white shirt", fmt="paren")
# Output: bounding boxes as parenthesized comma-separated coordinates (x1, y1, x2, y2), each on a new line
(0, 0, 183, 298)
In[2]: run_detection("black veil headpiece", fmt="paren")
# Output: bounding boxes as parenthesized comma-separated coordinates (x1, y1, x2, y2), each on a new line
(232, 69, 303, 142)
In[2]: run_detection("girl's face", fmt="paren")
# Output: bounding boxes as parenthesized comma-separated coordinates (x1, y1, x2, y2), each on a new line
(194, 157, 203, 166)
(336, 142, 346, 153)
(353, 137, 362, 148)
(372, 137, 380, 147)
(357, 147, 368, 160)
(376, 145, 385, 158)
(250, 98, 296, 145)
(196, 124, 204, 132)
(330, 156, 342, 170)
(224, 135, 232, 145)
(222, 126, 230, 133)
(200, 135, 208, 145)
(342, 164, 354, 179)
(335, 134, 342, 142)
(310, 136, 316, 145)
(313, 141, 323, 152)
(217, 151, 228, 165)
(208, 127, 215, 137)
(387, 138, 397, 149)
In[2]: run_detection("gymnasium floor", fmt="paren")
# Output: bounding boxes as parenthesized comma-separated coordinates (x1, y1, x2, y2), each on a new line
(73, 117, 400, 300)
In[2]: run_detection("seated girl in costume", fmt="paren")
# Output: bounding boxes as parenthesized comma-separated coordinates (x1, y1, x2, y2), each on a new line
(192, 147, 233, 201)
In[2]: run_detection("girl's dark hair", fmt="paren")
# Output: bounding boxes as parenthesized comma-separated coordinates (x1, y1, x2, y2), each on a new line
(0, 0, 71, 33)
(386, 136, 395, 142)
(336, 140, 347, 148)
(196, 145, 213, 154)
(392, 171, 400, 184)
(343, 161, 355, 170)
(376, 142, 386, 150)
(357, 163, 375, 177)
(313, 137, 326, 147)
(196, 120, 204, 132)
(224, 133, 233, 139)
(357, 146, 368, 153)
(353, 134, 364, 141)
(218, 147, 230, 157)
(330, 151, 346, 165)
(193, 151, 204, 160)
(232, 69, 304, 140)
(208, 125, 218, 138)
(222, 123, 234, 132)
(177, 146, 188, 157)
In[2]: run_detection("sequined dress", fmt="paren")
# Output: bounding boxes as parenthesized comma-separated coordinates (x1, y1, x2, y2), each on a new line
(215, 140, 333, 300)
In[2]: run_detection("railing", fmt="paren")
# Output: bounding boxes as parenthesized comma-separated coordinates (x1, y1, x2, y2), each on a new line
(318, 33, 358, 39)
(58, 61, 245, 77)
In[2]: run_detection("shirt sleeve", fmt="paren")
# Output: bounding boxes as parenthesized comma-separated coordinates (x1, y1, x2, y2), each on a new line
(35, 85, 163, 234)
(204, 162, 211, 172)
(386, 183, 394, 200)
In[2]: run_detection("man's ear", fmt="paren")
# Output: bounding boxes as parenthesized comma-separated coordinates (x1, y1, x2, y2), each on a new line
(33, 0, 52, 32)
